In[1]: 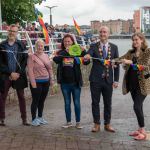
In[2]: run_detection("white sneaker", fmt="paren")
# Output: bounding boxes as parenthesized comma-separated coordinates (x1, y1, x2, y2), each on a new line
(31, 119, 40, 126)
(62, 122, 73, 128)
(37, 117, 48, 125)
(76, 122, 83, 129)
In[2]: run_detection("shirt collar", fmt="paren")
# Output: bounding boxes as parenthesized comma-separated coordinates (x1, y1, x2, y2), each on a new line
(100, 42, 109, 49)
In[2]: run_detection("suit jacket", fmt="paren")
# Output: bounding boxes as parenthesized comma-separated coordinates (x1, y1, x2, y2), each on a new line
(88, 42, 120, 84)
(116, 48, 150, 95)
(0, 39, 28, 90)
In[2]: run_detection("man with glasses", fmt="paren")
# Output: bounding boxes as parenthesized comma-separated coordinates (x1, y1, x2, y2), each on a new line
(0, 24, 30, 126)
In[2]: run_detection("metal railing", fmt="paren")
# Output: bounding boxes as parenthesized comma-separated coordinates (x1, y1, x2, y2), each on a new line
(0, 30, 90, 54)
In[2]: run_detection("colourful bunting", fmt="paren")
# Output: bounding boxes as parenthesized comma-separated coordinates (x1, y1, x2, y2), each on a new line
(131, 64, 145, 71)
(101, 59, 111, 66)
(104, 60, 111, 66)
(74, 57, 84, 64)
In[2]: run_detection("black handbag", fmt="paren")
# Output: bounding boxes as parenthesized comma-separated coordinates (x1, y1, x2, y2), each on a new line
(12, 73, 28, 89)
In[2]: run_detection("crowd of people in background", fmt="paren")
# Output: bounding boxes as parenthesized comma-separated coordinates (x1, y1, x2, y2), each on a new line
(2, 21, 71, 37)
(1, 21, 91, 48)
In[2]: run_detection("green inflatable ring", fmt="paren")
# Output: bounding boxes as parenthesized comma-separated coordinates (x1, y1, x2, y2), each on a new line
(69, 44, 82, 56)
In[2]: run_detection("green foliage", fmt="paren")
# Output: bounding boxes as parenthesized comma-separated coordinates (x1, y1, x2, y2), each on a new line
(92, 29, 98, 34)
(146, 29, 150, 33)
(1, 0, 43, 25)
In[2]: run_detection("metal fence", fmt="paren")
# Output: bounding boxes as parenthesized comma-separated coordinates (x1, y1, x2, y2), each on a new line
(0, 30, 90, 55)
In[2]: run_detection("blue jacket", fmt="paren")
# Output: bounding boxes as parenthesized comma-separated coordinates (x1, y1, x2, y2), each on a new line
(0, 39, 28, 90)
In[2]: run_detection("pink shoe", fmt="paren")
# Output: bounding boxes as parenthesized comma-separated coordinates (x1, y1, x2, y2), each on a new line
(134, 132, 147, 141)
(129, 130, 140, 136)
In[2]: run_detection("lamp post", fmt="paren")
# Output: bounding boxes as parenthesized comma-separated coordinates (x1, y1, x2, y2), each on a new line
(45, 6, 57, 26)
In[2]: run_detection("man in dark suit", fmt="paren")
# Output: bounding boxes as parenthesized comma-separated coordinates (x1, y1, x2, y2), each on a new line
(0, 24, 30, 126)
(84, 26, 119, 132)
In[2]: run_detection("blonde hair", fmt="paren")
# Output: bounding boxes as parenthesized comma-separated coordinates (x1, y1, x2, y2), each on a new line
(35, 39, 45, 50)
(132, 32, 148, 50)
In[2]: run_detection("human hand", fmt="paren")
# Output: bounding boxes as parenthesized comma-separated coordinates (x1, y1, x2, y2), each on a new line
(10, 72, 20, 81)
(53, 50, 58, 56)
(31, 83, 37, 88)
(111, 60, 117, 68)
(80, 46, 85, 51)
(84, 54, 91, 60)
(121, 59, 133, 65)
(113, 82, 118, 88)
(50, 51, 58, 59)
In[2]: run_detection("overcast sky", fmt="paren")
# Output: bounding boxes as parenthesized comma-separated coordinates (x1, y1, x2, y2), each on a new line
(36, 0, 150, 25)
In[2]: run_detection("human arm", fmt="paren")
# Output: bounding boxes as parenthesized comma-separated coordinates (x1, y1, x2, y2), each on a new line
(83, 43, 95, 63)
(113, 46, 120, 88)
(27, 55, 37, 88)
(53, 50, 64, 64)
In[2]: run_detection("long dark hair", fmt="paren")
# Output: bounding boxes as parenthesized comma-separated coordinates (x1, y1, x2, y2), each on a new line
(61, 34, 75, 50)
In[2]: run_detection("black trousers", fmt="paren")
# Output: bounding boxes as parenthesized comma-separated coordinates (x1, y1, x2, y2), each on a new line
(130, 88, 146, 128)
(90, 81, 113, 125)
(30, 82, 50, 120)
(0, 80, 27, 121)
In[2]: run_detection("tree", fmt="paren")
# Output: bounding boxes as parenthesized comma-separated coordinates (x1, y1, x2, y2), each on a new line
(2, 0, 43, 25)
(146, 29, 150, 33)
(92, 29, 98, 34)
(141, 28, 143, 33)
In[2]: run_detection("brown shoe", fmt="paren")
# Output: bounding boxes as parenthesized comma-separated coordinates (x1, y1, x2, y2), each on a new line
(0, 120, 5, 126)
(22, 120, 30, 126)
(91, 124, 100, 132)
(104, 124, 115, 133)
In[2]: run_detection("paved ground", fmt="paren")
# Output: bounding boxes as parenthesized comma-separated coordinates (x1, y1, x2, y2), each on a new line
(1, 82, 150, 150)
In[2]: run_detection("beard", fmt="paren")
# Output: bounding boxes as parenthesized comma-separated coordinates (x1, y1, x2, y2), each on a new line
(8, 34, 16, 41)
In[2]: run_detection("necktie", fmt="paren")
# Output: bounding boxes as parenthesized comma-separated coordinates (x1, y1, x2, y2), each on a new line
(103, 45, 107, 59)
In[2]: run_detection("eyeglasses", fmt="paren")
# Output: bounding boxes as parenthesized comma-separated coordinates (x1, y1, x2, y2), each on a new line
(9, 30, 18, 33)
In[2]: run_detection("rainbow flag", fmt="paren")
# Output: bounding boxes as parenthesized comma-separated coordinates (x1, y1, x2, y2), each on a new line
(101, 59, 111, 66)
(73, 17, 81, 35)
(75, 57, 84, 64)
(38, 15, 49, 44)
(131, 64, 145, 71)
(104, 60, 111, 66)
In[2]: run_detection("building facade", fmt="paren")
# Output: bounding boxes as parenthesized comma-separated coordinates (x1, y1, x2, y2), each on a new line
(91, 19, 133, 35)
(133, 7, 150, 33)
(90, 20, 101, 33)
(140, 6, 150, 33)
(133, 10, 140, 32)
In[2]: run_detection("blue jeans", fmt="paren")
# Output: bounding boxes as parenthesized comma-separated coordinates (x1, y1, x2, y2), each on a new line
(61, 83, 81, 123)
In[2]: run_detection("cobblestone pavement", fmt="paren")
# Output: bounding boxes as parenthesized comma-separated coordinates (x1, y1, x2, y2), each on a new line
(1, 85, 150, 150)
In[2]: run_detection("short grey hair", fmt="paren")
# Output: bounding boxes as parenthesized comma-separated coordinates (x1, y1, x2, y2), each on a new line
(9, 24, 18, 29)
(99, 26, 110, 33)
